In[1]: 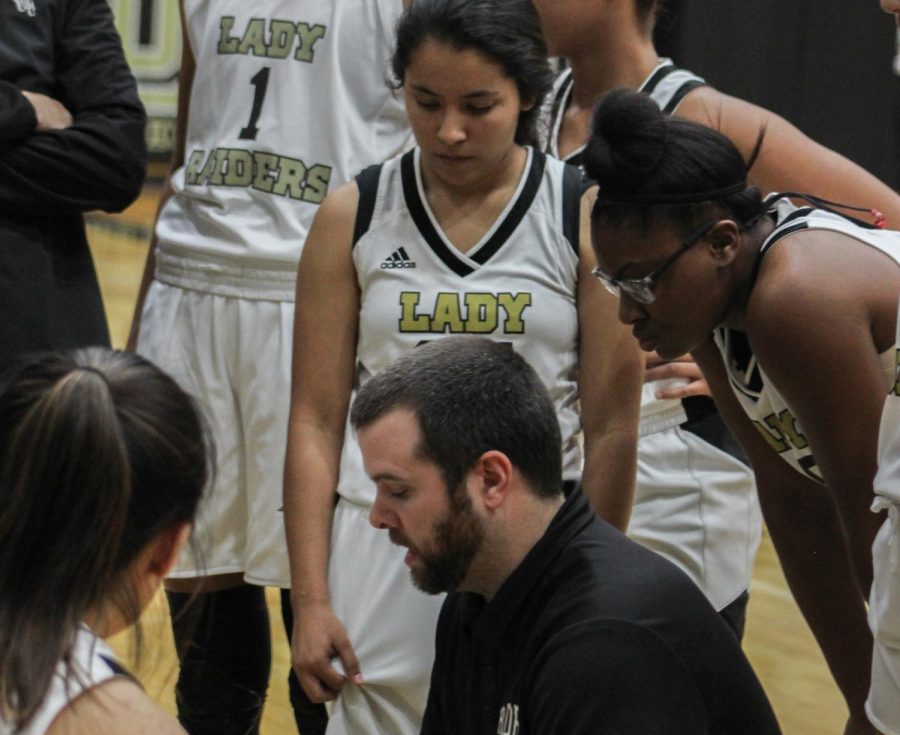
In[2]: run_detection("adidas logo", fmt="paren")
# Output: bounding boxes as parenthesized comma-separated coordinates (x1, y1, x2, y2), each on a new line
(381, 247, 417, 269)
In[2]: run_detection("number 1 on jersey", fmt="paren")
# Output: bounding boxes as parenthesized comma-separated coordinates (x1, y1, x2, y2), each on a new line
(239, 67, 271, 140)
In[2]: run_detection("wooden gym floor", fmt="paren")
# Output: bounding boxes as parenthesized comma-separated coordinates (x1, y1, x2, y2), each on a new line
(95, 184, 846, 734)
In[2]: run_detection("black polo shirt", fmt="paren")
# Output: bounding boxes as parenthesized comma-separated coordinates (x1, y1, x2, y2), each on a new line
(422, 488, 781, 734)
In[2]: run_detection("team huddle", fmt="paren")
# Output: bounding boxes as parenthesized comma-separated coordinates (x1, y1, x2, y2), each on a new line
(2, 1, 900, 734)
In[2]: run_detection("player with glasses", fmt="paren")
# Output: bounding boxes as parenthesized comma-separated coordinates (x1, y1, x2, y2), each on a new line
(592, 218, 717, 304)
(585, 88, 900, 735)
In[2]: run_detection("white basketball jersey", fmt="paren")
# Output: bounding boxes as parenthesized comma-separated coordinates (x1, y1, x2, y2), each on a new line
(154, 0, 411, 299)
(336, 148, 584, 505)
(541, 59, 706, 432)
(0, 627, 121, 735)
(716, 198, 900, 483)
(875, 299, 900, 505)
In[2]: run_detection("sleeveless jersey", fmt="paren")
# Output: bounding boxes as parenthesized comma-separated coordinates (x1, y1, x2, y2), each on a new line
(336, 147, 584, 506)
(154, 0, 411, 300)
(0, 627, 125, 735)
(540, 59, 706, 434)
(876, 298, 900, 505)
(716, 198, 900, 484)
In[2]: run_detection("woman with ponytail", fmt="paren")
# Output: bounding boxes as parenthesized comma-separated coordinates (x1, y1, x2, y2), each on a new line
(0, 348, 209, 734)
(586, 88, 900, 735)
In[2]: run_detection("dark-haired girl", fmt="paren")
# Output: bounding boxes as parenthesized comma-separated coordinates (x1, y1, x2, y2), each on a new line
(0, 348, 209, 734)
(282, 0, 642, 732)
(587, 88, 900, 735)
(534, 0, 900, 645)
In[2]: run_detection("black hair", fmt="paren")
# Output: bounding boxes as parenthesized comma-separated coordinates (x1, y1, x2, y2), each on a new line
(0, 348, 209, 730)
(583, 88, 765, 235)
(390, 0, 554, 146)
(350, 337, 563, 499)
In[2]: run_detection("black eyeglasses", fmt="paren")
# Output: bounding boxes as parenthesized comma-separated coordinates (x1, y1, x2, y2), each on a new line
(592, 218, 718, 304)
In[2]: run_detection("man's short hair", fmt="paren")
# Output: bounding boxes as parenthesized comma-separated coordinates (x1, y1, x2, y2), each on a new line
(351, 337, 563, 497)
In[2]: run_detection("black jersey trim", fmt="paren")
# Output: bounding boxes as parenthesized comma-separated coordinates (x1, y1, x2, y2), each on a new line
(352, 163, 383, 247)
(751, 220, 810, 284)
(561, 162, 582, 257)
(100, 654, 136, 681)
(471, 150, 546, 266)
(661, 79, 706, 114)
(639, 62, 678, 96)
(401, 149, 547, 277)
(400, 150, 473, 277)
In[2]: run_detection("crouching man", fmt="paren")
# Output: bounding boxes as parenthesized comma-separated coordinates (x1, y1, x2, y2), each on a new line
(351, 336, 780, 734)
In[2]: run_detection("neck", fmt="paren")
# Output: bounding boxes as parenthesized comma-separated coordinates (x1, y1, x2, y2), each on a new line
(466, 493, 564, 601)
(721, 216, 777, 331)
(566, 28, 660, 109)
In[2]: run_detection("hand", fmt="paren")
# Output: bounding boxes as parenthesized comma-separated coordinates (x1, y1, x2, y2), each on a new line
(843, 714, 880, 734)
(880, 0, 900, 14)
(291, 601, 362, 703)
(644, 351, 712, 399)
(21, 91, 73, 130)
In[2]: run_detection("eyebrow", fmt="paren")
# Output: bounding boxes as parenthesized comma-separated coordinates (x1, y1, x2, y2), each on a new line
(408, 83, 498, 100)
(370, 471, 406, 484)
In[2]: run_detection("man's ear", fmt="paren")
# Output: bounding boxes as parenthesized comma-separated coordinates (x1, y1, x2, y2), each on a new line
(470, 450, 513, 510)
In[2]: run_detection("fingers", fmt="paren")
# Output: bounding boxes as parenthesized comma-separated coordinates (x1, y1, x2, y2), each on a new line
(654, 378, 712, 400)
(21, 90, 73, 130)
(333, 635, 363, 685)
(291, 611, 363, 704)
(644, 360, 703, 384)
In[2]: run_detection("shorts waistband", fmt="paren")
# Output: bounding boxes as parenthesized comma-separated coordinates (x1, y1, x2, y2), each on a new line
(639, 403, 688, 437)
(155, 250, 297, 301)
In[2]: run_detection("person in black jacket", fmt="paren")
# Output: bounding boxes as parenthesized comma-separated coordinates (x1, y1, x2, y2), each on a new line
(0, 0, 146, 383)
(350, 336, 781, 735)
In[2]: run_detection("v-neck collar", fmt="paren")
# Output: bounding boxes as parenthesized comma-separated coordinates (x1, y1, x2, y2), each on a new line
(401, 147, 546, 277)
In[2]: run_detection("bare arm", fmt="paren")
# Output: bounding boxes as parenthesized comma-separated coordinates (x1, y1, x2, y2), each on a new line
(47, 678, 185, 735)
(127, 2, 194, 351)
(578, 189, 644, 530)
(0, 0, 146, 213)
(678, 88, 900, 228)
(283, 182, 361, 702)
(694, 338, 876, 731)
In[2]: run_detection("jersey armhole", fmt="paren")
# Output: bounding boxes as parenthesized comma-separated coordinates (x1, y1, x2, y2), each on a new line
(562, 163, 583, 257)
(353, 163, 383, 248)
(662, 80, 706, 115)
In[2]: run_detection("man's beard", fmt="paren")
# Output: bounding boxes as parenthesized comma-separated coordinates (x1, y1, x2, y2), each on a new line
(391, 485, 484, 595)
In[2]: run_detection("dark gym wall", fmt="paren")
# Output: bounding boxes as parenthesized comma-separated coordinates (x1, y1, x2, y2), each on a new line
(655, 1, 900, 190)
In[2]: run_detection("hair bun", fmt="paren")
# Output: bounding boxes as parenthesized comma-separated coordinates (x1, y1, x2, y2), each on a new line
(582, 88, 669, 192)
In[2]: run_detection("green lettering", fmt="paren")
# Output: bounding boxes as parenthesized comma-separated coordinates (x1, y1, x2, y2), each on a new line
(238, 18, 268, 56)
(399, 292, 430, 332)
(217, 16, 239, 54)
(497, 292, 532, 333)
(184, 149, 206, 185)
(463, 293, 498, 333)
(302, 164, 332, 204)
(432, 293, 464, 333)
(294, 23, 327, 63)
(272, 155, 307, 198)
(223, 148, 254, 186)
(266, 20, 296, 59)
(252, 151, 279, 193)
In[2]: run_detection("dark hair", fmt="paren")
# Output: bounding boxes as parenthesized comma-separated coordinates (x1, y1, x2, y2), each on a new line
(584, 88, 765, 235)
(350, 337, 563, 499)
(390, 0, 554, 146)
(0, 348, 209, 730)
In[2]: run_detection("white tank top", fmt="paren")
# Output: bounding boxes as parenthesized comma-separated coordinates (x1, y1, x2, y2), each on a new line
(0, 627, 122, 735)
(540, 59, 707, 433)
(716, 198, 900, 483)
(154, 0, 412, 300)
(336, 148, 584, 505)
(875, 299, 900, 505)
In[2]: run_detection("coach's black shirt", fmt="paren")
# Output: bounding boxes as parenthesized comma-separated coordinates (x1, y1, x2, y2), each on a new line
(422, 489, 781, 734)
